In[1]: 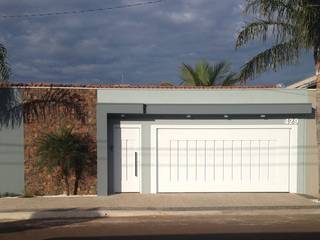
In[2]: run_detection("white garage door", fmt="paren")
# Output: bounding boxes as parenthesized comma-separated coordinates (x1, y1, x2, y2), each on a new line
(157, 127, 290, 192)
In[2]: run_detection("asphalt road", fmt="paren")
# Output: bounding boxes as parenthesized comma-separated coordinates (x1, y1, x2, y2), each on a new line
(2, 214, 320, 240)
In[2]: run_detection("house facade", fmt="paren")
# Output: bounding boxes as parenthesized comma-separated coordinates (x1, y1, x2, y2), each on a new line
(0, 84, 318, 197)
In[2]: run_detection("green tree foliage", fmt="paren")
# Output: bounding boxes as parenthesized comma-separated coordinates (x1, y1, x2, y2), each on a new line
(36, 127, 94, 195)
(180, 61, 240, 86)
(236, 0, 320, 80)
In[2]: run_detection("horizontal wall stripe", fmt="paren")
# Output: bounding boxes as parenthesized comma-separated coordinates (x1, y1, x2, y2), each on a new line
(146, 104, 313, 115)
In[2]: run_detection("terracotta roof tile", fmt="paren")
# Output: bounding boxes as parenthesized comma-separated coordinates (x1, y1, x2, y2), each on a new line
(0, 82, 278, 89)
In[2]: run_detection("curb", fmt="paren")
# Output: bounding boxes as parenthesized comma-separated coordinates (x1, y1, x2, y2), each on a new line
(2, 208, 320, 220)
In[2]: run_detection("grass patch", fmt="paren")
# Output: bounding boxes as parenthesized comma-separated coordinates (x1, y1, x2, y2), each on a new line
(0, 192, 20, 198)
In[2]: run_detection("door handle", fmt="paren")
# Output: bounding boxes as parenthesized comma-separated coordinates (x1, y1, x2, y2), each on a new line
(134, 152, 138, 177)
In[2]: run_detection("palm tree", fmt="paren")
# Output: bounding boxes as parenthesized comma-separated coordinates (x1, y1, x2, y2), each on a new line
(235, 0, 320, 81)
(235, 0, 320, 173)
(0, 44, 86, 128)
(180, 61, 240, 86)
(36, 127, 92, 195)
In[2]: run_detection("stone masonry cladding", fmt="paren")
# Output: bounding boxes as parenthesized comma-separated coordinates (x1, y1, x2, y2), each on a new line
(22, 88, 97, 195)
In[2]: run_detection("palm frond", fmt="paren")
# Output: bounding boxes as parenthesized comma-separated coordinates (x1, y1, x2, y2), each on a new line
(0, 44, 10, 82)
(245, 0, 298, 21)
(240, 39, 300, 80)
(22, 89, 87, 124)
(221, 73, 241, 86)
(298, 1, 320, 49)
(0, 87, 22, 129)
(1, 88, 87, 128)
(37, 127, 76, 173)
(180, 63, 202, 86)
(209, 62, 229, 85)
(236, 19, 294, 48)
(237, 0, 320, 80)
(195, 61, 212, 85)
(180, 61, 240, 86)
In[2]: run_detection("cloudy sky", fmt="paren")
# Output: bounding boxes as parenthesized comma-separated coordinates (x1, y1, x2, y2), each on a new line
(0, 0, 315, 86)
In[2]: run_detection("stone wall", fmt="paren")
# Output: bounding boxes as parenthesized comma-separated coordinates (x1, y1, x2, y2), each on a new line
(23, 88, 97, 195)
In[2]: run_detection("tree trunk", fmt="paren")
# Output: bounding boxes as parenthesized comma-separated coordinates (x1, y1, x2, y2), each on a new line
(73, 178, 79, 195)
(64, 177, 70, 196)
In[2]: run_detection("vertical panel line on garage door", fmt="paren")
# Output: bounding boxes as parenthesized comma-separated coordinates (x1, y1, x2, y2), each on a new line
(258, 140, 261, 181)
(204, 140, 207, 181)
(249, 140, 252, 182)
(231, 140, 234, 180)
(125, 139, 128, 181)
(177, 140, 179, 181)
(288, 129, 291, 190)
(186, 140, 189, 181)
(240, 140, 243, 181)
(222, 140, 225, 181)
(169, 140, 172, 182)
(267, 140, 270, 180)
(195, 140, 198, 181)
(213, 140, 216, 181)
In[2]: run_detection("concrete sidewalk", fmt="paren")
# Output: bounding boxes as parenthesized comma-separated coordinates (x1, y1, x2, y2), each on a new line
(0, 193, 319, 211)
(0, 193, 319, 220)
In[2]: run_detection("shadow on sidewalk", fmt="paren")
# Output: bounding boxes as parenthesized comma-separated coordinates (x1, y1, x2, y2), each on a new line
(45, 232, 320, 240)
(0, 208, 101, 234)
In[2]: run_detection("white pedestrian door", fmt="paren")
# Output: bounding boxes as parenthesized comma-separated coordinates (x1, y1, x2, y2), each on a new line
(113, 126, 140, 192)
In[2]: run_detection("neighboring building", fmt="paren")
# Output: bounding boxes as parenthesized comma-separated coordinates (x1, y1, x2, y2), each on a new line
(0, 83, 318, 197)
(287, 76, 316, 89)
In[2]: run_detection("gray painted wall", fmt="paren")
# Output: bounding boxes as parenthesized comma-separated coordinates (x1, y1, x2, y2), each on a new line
(96, 105, 108, 195)
(0, 125, 24, 194)
(97, 88, 311, 104)
(0, 89, 24, 195)
(146, 103, 313, 115)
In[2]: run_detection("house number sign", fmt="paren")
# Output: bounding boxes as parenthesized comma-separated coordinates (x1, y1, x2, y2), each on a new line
(285, 118, 299, 125)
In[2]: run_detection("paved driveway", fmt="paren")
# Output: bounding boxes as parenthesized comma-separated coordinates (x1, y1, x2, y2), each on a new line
(0, 193, 318, 212)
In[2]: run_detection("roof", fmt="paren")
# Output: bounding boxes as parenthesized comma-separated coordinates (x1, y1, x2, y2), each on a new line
(0, 82, 278, 90)
(286, 75, 317, 89)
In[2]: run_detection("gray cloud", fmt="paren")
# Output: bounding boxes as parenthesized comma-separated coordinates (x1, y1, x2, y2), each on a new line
(0, 0, 314, 86)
